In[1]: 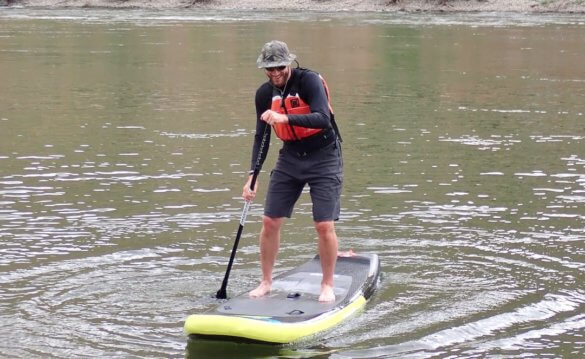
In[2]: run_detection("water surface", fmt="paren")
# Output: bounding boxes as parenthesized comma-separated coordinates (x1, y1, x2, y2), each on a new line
(1, 8, 584, 358)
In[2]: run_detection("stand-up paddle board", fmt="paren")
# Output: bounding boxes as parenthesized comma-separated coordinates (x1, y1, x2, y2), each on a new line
(184, 252, 380, 344)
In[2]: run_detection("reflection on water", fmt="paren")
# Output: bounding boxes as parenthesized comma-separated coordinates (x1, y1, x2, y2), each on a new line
(186, 338, 338, 358)
(1, 8, 584, 359)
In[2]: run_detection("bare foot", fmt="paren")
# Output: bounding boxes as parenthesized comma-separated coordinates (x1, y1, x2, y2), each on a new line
(249, 280, 271, 298)
(318, 284, 335, 302)
(337, 249, 356, 257)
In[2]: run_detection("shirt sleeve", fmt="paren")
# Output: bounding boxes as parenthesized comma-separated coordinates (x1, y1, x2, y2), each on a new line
(287, 70, 331, 129)
(250, 83, 272, 171)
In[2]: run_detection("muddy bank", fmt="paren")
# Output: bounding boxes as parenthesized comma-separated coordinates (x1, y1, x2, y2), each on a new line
(3, 0, 585, 13)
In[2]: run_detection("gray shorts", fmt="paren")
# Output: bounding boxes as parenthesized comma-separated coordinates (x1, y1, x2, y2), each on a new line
(264, 140, 343, 222)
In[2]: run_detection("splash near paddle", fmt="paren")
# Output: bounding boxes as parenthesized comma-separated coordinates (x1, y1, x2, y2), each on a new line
(184, 253, 380, 344)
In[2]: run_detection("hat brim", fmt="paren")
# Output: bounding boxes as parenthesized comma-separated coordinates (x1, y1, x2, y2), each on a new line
(257, 53, 296, 69)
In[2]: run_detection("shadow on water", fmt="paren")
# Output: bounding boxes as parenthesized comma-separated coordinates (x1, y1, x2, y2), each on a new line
(185, 337, 334, 359)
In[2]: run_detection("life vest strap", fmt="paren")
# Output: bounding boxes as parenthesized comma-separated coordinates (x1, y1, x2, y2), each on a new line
(282, 127, 336, 156)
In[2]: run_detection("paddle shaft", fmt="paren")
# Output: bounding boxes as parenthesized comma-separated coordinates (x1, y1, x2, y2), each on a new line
(216, 128, 269, 299)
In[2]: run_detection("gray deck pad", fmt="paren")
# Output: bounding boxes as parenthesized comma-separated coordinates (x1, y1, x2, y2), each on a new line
(217, 272, 351, 318)
(214, 255, 372, 322)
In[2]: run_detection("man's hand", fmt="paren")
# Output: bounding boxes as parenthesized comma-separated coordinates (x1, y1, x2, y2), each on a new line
(242, 174, 258, 202)
(260, 110, 288, 125)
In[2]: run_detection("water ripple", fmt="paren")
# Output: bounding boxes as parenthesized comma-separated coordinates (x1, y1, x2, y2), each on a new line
(335, 292, 584, 358)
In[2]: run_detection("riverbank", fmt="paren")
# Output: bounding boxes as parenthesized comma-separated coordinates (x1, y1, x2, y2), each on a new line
(3, 0, 585, 13)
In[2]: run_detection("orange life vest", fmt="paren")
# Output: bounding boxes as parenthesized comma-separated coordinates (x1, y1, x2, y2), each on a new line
(271, 72, 335, 141)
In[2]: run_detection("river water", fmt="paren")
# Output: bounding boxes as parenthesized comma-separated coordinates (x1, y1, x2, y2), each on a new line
(1, 8, 584, 359)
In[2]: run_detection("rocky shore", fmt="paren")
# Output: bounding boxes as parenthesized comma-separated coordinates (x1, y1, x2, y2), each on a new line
(3, 0, 585, 13)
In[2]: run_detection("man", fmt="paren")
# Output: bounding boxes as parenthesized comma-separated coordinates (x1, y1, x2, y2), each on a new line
(242, 40, 343, 302)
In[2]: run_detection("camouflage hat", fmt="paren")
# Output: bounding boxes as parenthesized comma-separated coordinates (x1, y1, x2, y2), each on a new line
(256, 40, 296, 68)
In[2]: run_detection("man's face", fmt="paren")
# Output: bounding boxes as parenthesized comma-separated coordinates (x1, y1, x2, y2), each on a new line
(265, 65, 290, 88)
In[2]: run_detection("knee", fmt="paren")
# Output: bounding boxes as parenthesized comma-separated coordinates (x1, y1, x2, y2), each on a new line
(262, 216, 282, 233)
(315, 221, 335, 238)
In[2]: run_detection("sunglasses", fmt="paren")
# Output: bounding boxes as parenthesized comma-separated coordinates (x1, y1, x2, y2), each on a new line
(265, 65, 287, 72)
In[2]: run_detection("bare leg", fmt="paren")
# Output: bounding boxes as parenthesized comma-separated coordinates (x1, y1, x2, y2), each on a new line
(249, 216, 283, 298)
(315, 221, 338, 302)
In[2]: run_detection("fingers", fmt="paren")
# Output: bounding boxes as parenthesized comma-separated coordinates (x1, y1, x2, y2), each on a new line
(242, 179, 258, 201)
(260, 109, 271, 123)
(260, 110, 274, 125)
(260, 110, 287, 125)
(243, 187, 256, 201)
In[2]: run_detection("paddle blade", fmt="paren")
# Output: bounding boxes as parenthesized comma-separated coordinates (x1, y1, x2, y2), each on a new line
(216, 288, 227, 299)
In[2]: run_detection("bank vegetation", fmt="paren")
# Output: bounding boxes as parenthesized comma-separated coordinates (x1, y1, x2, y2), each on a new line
(2, 0, 585, 13)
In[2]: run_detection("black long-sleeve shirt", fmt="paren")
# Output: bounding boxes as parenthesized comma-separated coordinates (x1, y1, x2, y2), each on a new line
(250, 68, 332, 171)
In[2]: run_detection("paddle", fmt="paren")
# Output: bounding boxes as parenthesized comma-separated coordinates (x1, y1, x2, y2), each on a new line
(216, 127, 269, 299)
